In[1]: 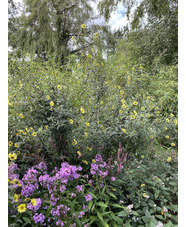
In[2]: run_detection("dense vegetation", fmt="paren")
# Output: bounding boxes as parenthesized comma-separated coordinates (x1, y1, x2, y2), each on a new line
(8, 0, 178, 226)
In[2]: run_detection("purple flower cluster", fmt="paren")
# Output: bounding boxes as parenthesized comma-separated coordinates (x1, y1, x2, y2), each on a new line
(21, 183, 38, 197)
(90, 154, 107, 177)
(56, 220, 64, 226)
(39, 162, 82, 195)
(51, 204, 70, 217)
(84, 194, 93, 202)
(33, 213, 45, 225)
(76, 185, 84, 192)
(78, 211, 85, 218)
(28, 198, 42, 212)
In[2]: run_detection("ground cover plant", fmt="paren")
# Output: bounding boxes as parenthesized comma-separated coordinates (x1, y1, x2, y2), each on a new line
(8, 0, 177, 226)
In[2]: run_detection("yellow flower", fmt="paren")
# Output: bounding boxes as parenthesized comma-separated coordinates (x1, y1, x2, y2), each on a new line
(141, 155, 144, 159)
(81, 24, 86, 29)
(50, 107, 53, 111)
(69, 119, 73, 124)
(134, 110, 137, 115)
(17, 204, 26, 213)
(118, 86, 121, 89)
(82, 160, 88, 165)
(9, 141, 13, 147)
(161, 210, 164, 216)
(174, 119, 178, 125)
(17, 151, 21, 155)
(57, 85, 62, 90)
(100, 101, 103, 104)
(8, 153, 17, 161)
(87, 147, 92, 151)
(97, 121, 99, 124)
(78, 64, 81, 68)
(131, 115, 135, 119)
(127, 81, 130, 84)
(31, 199, 37, 206)
(143, 193, 147, 198)
(122, 104, 126, 109)
(140, 65, 143, 70)
(112, 106, 115, 109)
(148, 114, 151, 117)
(72, 139, 77, 145)
(84, 132, 88, 137)
(147, 96, 150, 100)
(141, 184, 145, 187)
(46, 95, 50, 100)
(170, 113, 174, 117)
(121, 99, 125, 104)
(165, 135, 169, 139)
(164, 127, 168, 130)
(166, 177, 169, 181)
(77, 151, 81, 156)
(46, 126, 48, 130)
(87, 53, 92, 58)
(95, 33, 98, 37)
(80, 107, 85, 114)
(119, 110, 123, 114)
(167, 157, 171, 162)
(166, 118, 170, 123)
(122, 128, 126, 133)
(19, 113, 24, 118)
(150, 135, 153, 139)
(50, 101, 54, 107)
(29, 127, 33, 131)
(72, 36, 75, 41)
(133, 101, 138, 105)
(112, 188, 116, 191)
(120, 90, 124, 95)
(85, 122, 90, 127)
(100, 125, 104, 129)
(141, 107, 145, 111)
(14, 143, 18, 148)
(31, 132, 37, 137)
(171, 143, 175, 147)
(14, 194, 19, 202)
(92, 159, 96, 163)
(19, 81, 22, 86)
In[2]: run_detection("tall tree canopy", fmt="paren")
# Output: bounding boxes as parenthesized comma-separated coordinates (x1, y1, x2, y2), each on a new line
(98, 0, 178, 65)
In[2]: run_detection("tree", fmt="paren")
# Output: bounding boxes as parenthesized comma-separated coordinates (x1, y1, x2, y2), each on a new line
(98, 0, 178, 66)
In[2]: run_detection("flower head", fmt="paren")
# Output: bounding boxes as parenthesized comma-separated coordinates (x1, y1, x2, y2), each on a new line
(167, 157, 171, 162)
(31, 132, 37, 137)
(46, 95, 50, 100)
(69, 119, 73, 124)
(81, 24, 86, 29)
(17, 204, 26, 213)
(50, 101, 54, 107)
(133, 101, 138, 105)
(84, 194, 92, 201)
(57, 85, 62, 90)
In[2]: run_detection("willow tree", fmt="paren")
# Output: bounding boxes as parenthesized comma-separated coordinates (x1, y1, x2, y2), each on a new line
(10, 0, 99, 63)
(98, 0, 178, 66)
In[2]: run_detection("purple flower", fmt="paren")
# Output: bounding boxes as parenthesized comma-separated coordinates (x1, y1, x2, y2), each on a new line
(156, 222, 163, 227)
(76, 185, 84, 192)
(28, 198, 42, 211)
(78, 211, 85, 218)
(111, 176, 116, 181)
(33, 213, 45, 225)
(84, 194, 93, 202)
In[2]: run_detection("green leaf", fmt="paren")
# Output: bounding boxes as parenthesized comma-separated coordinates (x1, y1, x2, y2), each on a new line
(117, 211, 126, 217)
(96, 202, 108, 208)
(88, 200, 93, 210)
(45, 203, 52, 220)
(22, 217, 31, 224)
(109, 192, 117, 199)
(97, 211, 103, 221)
(111, 204, 122, 208)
